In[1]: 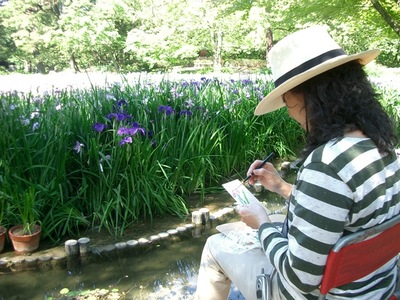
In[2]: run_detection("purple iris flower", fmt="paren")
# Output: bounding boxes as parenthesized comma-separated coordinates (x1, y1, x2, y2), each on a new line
(74, 141, 84, 153)
(117, 127, 130, 136)
(117, 123, 146, 136)
(120, 136, 132, 146)
(242, 79, 253, 85)
(158, 105, 176, 115)
(93, 123, 107, 132)
(107, 112, 132, 122)
(190, 81, 202, 90)
(117, 126, 145, 136)
(180, 110, 193, 116)
(117, 99, 128, 107)
(112, 99, 128, 112)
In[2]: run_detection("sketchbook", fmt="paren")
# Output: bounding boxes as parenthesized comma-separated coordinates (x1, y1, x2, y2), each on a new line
(222, 179, 260, 206)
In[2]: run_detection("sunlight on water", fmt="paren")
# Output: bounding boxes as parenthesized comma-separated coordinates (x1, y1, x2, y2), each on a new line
(0, 227, 214, 299)
(0, 187, 289, 299)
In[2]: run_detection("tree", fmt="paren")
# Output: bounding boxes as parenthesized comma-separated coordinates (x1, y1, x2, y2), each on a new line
(1, 0, 399, 72)
(0, 17, 16, 71)
(370, 0, 400, 36)
(1, 0, 67, 72)
(266, 0, 400, 66)
(57, 0, 138, 72)
(0, 0, 140, 72)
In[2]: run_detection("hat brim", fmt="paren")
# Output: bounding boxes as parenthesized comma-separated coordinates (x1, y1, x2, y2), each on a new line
(254, 49, 380, 116)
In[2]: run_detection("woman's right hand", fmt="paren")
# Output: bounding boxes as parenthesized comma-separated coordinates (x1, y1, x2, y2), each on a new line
(246, 160, 293, 199)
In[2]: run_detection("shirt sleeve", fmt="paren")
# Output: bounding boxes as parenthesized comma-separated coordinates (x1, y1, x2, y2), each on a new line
(258, 161, 354, 293)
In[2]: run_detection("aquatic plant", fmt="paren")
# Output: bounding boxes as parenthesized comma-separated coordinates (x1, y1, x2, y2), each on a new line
(5, 75, 398, 240)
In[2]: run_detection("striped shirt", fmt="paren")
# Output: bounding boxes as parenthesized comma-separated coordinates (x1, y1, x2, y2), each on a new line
(259, 137, 400, 299)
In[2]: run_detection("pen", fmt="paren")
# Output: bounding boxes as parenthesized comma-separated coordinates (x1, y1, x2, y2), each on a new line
(242, 152, 274, 183)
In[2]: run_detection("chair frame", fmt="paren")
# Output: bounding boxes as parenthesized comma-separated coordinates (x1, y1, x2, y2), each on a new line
(318, 214, 400, 300)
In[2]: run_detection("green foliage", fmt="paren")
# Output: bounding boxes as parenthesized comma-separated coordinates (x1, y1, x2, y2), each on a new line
(7, 186, 38, 235)
(269, 0, 400, 66)
(1, 0, 398, 72)
(0, 191, 5, 225)
(376, 85, 400, 137)
(0, 76, 304, 240)
(0, 74, 398, 241)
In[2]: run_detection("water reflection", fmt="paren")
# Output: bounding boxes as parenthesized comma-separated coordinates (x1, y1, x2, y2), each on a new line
(0, 227, 217, 299)
(0, 185, 291, 299)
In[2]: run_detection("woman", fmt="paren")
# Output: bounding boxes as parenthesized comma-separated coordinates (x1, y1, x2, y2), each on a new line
(194, 26, 400, 299)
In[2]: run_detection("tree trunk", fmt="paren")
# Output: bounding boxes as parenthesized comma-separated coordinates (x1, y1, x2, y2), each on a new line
(213, 29, 223, 73)
(70, 54, 80, 73)
(370, 0, 400, 37)
(24, 61, 31, 73)
(265, 27, 274, 65)
(36, 62, 46, 74)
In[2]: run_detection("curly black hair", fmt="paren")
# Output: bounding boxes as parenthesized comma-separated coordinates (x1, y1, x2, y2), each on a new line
(290, 60, 398, 159)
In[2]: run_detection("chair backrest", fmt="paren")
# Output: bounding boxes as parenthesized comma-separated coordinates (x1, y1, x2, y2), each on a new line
(318, 214, 400, 300)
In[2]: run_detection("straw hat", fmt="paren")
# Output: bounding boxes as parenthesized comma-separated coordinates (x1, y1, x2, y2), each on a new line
(254, 26, 380, 115)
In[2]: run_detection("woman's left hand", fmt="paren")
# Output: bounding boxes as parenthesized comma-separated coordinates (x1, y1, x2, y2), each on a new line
(237, 202, 271, 229)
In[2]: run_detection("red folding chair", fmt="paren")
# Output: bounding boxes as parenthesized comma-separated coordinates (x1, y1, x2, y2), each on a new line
(318, 214, 400, 300)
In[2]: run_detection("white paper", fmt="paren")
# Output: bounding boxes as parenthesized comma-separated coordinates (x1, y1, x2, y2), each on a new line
(222, 179, 260, 205)
(216, 221, 260, 254)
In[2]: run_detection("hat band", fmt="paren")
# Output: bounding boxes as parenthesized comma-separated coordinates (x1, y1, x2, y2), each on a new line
(274, 49, 346, 87)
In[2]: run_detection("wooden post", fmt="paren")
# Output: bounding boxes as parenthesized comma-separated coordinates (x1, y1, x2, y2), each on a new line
(192, 211, 203, 225)
(78, 237, 91, 256)
(199, 208, 210, 224)
(64, 239, 79, 257)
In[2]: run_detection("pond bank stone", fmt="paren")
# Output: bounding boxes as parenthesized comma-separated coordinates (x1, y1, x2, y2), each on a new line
(0, 203, 241, 272)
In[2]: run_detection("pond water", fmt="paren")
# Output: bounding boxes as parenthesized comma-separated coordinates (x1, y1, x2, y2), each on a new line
(0, 185, 291, 300)
(0, 228, 217, 299)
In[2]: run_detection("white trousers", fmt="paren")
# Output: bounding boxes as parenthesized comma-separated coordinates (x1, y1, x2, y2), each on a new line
(194, 232, 282, 300)
(194, 226, 400, 300)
